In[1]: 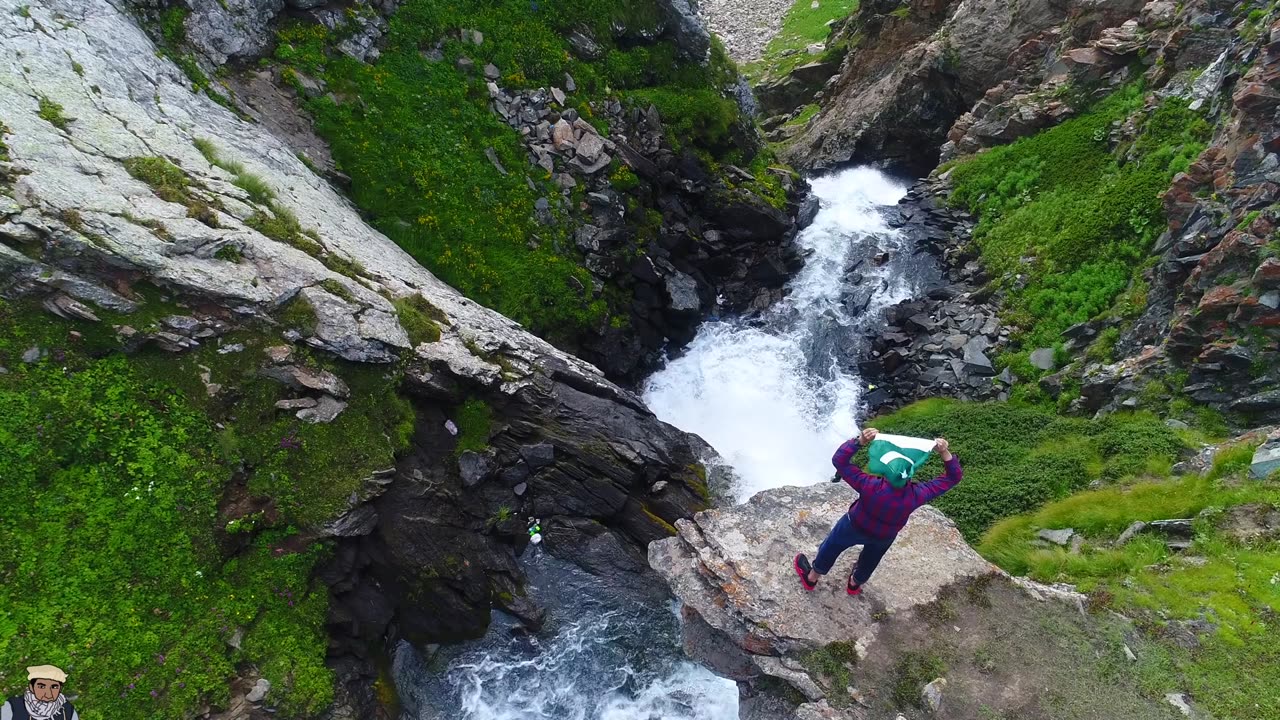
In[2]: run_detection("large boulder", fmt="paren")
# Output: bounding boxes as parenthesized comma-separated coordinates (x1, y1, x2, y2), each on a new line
(651, 482, 1193, 718)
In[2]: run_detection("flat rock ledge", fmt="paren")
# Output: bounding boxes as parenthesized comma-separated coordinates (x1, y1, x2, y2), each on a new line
(649, 482, 1123, 718)
(650, 485, 994, 677)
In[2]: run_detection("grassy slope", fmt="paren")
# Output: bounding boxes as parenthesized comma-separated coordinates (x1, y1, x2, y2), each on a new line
(947, 84, 1209, 354)
(0, 298, 413, 719)
(274, 0, 762, 344)
(978, 445, 1280, 719)
(868, 399, 1188, 540)
(743, 0, 859, 81)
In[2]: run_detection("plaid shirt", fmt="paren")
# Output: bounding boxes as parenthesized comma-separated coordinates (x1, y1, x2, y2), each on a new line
(832, 438, 963, 539)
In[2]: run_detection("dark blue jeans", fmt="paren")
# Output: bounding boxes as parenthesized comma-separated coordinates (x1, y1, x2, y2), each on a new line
(813, 512, 896, 585)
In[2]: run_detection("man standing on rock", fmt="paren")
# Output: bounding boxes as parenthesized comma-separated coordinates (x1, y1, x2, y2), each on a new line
(794, 428, 961, 596)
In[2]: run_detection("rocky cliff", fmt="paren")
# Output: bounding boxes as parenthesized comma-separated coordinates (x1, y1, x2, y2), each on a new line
(773, 0, 1147, 173)
(0, 0, 730, 715)
(650, 482, 1188, 720)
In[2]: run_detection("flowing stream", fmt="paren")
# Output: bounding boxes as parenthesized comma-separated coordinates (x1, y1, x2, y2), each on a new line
(397, 167, 936, 719)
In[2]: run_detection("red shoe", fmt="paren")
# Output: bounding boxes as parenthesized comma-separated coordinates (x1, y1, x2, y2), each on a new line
(794, 554, 817, 592)
(847, 576, 863, 596)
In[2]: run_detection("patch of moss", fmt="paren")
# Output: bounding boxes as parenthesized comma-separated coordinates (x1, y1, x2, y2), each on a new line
(802, 641, 859, 700)
(124, 156, 192, 203)
(318, 278, 356, 302)
(214, 244, 242, 262)
(453, 397, 492, 455)
(321, 250, 366, 279)
(36, 95, 70, 130)
(247, 207, 323, 256)
(642, 505, 678, 535)
(279, 293, 318, 336)
(393, 294, 445, 345)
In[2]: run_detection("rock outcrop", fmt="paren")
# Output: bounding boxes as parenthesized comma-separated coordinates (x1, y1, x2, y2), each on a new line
(651, 482, 1189, 719)
(1, 0, 717, 714)
(780, 0, 1146, 173)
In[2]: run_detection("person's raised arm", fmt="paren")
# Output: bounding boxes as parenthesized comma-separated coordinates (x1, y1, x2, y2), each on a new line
(915, 437, 962, 503)
(833, 427, 882, 492)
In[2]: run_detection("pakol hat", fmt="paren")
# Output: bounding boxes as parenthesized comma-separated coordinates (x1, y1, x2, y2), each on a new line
(26, 665, 67, 683)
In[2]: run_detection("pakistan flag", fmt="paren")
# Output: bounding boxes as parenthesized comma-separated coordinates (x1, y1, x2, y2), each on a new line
(866, 434, 936, 487)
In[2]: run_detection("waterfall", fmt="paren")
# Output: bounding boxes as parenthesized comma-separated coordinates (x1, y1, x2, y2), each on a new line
(399, 166, 938, 718)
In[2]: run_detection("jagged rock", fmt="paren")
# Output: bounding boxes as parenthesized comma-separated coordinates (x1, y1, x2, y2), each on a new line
(1252, 439, 1280, 479)
(185, 0, 285, 66)
(655, 0, 711, 59)
(921, 677, 947, 713)
(297, 395, 348, 423)
(245, 678, 271, 703)
(1037, 528, 1075, 546)
(783, 0, 1146, 172)
(275, 397, 318, 410)
(566, 30, 604, 60)
(962, 337, 996, 375)
(519, 443, 556, 469)
(458, 451, 497, 487)
(665, 271, 701, 314)
(1114, 521, 1148, 546)
(260, 365, 351, 398)
(649, 483, 996, 691)
(1029, 348, 1055, 371)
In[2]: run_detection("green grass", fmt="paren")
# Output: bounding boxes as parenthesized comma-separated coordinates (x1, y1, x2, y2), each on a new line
(273, 0, 757, 345)
(233, 172, 276, 206)
(743, 0, 859, 81)
(976, 440, 1280, 720)
(868, 399, 1188, 539)
(0, 300, 413, 718)
(948, 85, 1211, 349)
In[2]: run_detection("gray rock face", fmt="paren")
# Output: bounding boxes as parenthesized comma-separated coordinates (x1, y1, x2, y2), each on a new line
(655, 0, 711, 60)
(186, 0, 286, 66)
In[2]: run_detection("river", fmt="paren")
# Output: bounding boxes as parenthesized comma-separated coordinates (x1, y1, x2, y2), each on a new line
(395, 167, 934, 719)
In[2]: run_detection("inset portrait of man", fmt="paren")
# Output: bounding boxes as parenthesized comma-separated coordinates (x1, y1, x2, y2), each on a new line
(1, 665, 78, 720)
